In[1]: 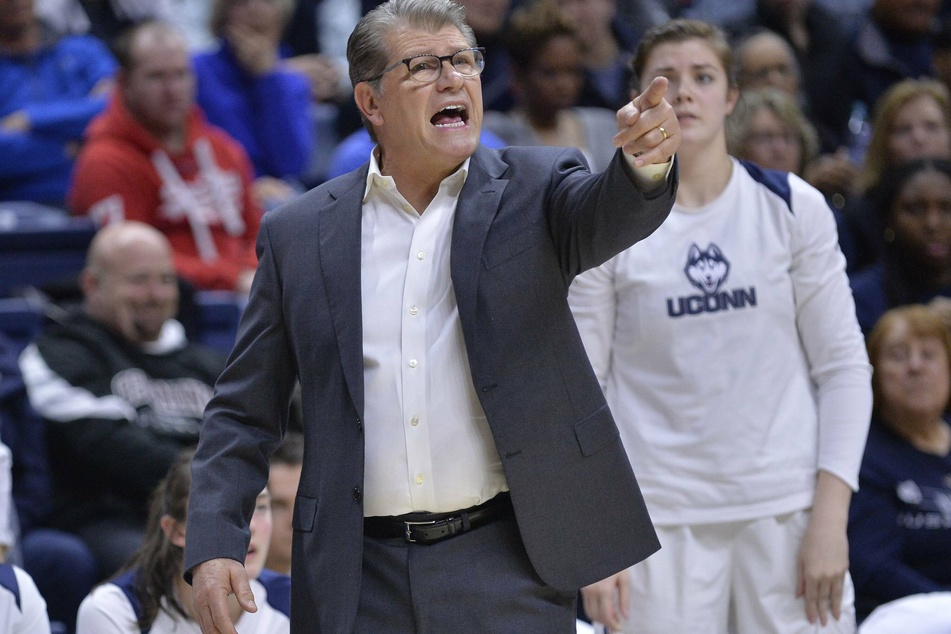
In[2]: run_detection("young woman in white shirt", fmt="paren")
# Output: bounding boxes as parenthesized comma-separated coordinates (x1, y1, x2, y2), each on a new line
(76, 449, 289, 634)
(570, 19, 872, 634)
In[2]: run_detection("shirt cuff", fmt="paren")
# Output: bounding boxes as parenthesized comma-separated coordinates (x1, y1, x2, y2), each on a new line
(623, 153, 673, 188)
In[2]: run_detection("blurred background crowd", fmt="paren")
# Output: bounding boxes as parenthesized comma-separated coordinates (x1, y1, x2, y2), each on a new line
(1, 0, 950, 632)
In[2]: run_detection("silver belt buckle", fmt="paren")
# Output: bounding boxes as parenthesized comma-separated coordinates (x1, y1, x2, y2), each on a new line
(403, 519, 437, 543)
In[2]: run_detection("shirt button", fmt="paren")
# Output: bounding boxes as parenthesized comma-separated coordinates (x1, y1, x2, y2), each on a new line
(417, 251, 425, 260)
(409, 306, 418, 316)
(410, 416, 419, 426)
(415, 475, 424, 485)
(408, 359, 418, 368)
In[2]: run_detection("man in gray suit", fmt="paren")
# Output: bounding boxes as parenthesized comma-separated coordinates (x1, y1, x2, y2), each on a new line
(184, 0, 680, 631)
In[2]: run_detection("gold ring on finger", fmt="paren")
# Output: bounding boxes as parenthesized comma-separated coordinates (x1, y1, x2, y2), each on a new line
(658, 126, 667, 141)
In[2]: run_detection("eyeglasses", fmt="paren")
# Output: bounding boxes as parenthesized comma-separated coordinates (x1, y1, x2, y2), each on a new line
(362, 47, 485, 84)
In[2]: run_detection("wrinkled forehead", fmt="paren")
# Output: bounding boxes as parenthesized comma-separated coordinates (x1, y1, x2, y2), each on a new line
(384, 24, 472, 57)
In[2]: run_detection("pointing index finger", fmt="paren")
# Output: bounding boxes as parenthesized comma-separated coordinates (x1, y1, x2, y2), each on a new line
(632, 76, 669, 112)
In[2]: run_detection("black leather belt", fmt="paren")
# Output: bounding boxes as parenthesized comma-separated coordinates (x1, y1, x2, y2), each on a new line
(363, 492, 513, 544)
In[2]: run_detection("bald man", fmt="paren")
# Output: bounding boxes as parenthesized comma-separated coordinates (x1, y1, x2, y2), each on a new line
(19, 221, 226, 579)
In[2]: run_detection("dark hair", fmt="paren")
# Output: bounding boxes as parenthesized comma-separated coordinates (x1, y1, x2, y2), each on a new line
(876, 157, 951, 226)
(875, 157, 951, 307)
(114, 448, 194, 630)
(271, 431, 304, 467)
(503, 1, 578, 70)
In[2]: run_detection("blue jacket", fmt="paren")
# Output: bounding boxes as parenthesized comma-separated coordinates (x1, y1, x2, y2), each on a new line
(0, 332, 52, 534)
(848, 419, 951, 618)
(0, 32, 116, 204)
(193, 42, 313, 180)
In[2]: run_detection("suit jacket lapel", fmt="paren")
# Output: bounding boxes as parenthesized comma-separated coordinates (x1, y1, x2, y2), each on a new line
(318, 171, 366, 420)
(451, 148, 509, 331)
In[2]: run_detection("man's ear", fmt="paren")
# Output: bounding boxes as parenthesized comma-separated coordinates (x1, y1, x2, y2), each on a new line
(354, 82, 384, 127)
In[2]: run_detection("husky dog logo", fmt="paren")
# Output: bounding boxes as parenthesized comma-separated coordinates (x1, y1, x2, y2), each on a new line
(684, 243, 730, 294)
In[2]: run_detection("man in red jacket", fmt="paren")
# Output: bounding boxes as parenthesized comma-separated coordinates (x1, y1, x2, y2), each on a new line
(69, 20, 261, 293)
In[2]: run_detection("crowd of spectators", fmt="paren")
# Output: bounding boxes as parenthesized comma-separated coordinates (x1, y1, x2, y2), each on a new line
(2, 0, 951, 630)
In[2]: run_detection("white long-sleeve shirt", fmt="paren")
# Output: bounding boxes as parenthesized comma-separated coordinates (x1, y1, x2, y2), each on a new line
(569, 159, 872, 525)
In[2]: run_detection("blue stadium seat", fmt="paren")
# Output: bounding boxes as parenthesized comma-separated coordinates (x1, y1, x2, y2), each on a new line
(0, 298, 45, 354)
(0, 210, 96, 299)
(193, 291, 244, 355)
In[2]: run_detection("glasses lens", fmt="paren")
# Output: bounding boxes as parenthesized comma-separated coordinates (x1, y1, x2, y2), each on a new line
(408, 56, 442, 82)
(452, 49, 484, 76)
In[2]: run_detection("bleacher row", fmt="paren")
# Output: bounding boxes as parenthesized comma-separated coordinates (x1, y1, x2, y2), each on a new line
(0, 204, 244, 356)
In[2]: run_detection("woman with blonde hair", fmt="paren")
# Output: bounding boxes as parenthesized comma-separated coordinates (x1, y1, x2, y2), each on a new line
(849, 305, 951, 625)
(842, 79, 951, 273)
(728, 87, 819, 176)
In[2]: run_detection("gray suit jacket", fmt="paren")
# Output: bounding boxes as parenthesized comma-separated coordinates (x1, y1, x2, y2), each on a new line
(184, 145, 676, 632)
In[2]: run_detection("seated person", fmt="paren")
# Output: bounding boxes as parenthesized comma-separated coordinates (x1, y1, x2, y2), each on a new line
(849, 158, 951, 335)
(76, 448, 289, 633)
(0, 426, 53, 633)
(1, 331, 96, 634)
(69, 20, 261, 294)
(18, 222, 226, 580)
(33, 0, 187, 45)
(193, 0, 313, 204)
(552, 0, 642, 111)
(0, 562, 51, 634)
(849, 305, 951, 621)
(0, 0, 116, 206)
(842, 78, 951, 274)
(483, 1, 620, 173)
(264, 431, 303, 577)
(728, 87, 819, 176)
(732, 30, 858, 208)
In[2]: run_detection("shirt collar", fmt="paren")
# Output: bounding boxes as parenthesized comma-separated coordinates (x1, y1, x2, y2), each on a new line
(362, 145, 471, 203)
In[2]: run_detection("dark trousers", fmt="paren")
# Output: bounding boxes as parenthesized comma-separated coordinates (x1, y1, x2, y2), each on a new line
(355, 515, 577, 633)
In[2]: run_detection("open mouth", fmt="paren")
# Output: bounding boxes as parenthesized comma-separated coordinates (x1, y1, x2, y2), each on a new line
(431, 104, 468, 128)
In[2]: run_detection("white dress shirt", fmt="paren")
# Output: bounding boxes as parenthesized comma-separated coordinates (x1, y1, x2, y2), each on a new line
(360, 153, 507, 517)
(360, 147, 671, 517)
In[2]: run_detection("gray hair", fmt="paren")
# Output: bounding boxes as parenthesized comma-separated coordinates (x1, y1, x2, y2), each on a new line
(347, 0, 476, 88)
